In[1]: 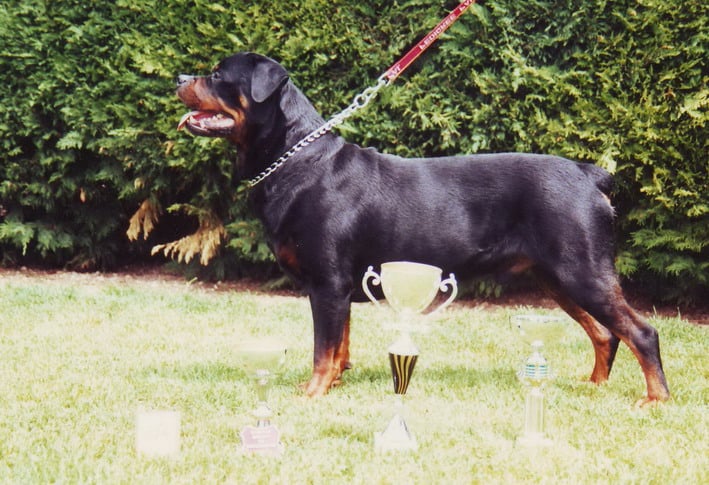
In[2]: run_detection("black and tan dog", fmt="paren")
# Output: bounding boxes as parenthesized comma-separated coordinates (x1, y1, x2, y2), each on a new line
(176, 52, 669, 406)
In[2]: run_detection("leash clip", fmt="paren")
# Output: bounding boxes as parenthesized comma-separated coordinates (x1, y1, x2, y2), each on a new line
(352, 75, 389, 110)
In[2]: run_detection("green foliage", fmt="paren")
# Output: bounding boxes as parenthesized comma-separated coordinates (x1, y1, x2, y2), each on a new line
(0, 0, 706, 302)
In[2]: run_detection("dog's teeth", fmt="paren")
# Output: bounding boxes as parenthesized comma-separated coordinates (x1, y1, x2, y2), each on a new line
(178, 111, 233, 132)
(177, 112, 193, 130)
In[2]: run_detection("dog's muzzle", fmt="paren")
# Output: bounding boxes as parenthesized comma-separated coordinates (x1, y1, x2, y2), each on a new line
(176, 74, 195, 87)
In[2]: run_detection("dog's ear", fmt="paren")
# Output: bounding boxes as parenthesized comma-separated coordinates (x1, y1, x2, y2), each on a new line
(251, 57, 289, 103)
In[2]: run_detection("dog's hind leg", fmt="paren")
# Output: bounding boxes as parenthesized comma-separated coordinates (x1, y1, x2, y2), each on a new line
(596, 282, 670, 406)
(538, 278, 620, 384)
(543, 269, 670, 405)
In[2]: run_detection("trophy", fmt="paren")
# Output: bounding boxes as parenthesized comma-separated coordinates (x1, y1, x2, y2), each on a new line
(235, 339, 287, 456)
(135, 410, 181, 458)
(510, 314, 567, 447)
(362, 261, 457, 452)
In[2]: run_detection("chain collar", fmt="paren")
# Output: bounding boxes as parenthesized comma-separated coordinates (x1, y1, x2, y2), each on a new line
(248, 75, 388, 188)
(247, 123, 331, 188)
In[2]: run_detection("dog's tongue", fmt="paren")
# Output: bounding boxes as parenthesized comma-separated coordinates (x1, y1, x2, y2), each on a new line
(178, 111, 202, 130)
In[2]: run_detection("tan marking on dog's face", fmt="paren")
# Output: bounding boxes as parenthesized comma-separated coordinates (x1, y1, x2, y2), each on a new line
(239, 95, 250, 111)
(214, 98, 247, 144)
(176, 77, 220, 111)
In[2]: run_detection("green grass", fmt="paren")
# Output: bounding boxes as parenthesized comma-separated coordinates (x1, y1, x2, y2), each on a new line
(0, 274, 706, 484)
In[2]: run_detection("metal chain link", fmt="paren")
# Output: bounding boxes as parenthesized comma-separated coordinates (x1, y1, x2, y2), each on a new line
(248, 75, 389, 188)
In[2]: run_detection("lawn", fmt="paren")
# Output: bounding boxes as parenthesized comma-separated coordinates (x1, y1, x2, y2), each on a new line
(0, 271, 706, 484)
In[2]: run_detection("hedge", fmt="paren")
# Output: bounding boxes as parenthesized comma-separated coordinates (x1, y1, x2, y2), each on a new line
(0, 0, 706, 302)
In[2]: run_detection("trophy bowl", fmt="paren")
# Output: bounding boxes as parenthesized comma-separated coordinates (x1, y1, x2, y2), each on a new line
(511, 314, 568, 348)
(363, 261, 457, 317)
(235, 339, 288, 377)
(379, 261, 444, 314)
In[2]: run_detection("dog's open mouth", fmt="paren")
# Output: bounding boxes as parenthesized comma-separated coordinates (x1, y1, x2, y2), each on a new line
(177, 110, 235, 136)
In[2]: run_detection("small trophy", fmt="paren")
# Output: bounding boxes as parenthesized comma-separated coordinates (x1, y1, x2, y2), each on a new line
(363, 261, 457, 452)
(235, 339, 287, 456)
(511, 314, 567, 448)
(135, 410, 181, 458)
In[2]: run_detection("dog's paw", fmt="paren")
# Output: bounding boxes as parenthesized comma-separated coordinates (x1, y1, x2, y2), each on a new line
(633, 396, 669, 409)
(302, 377, 332, 398)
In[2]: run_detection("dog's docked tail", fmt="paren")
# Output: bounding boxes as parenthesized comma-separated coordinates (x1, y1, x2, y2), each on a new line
(580, 163, 614, 196)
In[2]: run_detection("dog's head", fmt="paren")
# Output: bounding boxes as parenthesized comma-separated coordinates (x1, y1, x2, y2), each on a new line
(176, 53, 289, 145)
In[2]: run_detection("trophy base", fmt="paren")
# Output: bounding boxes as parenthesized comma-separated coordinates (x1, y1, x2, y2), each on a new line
(516, 432, 553, 448)
(374, 413, 418, 452)
(240, 424, 284, 457)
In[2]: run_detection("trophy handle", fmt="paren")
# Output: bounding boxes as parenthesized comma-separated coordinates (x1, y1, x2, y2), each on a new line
(362, 266, 382, 306)
(428, 274, 458, 316)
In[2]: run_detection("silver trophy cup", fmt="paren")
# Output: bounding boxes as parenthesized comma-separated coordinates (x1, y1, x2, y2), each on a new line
(235, 338, 287, 456)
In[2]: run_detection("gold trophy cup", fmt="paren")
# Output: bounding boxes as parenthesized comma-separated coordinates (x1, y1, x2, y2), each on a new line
(362, 261, 457, 452)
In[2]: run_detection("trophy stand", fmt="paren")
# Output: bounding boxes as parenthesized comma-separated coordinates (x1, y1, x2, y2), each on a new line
(363, 261, 457, 453)
(376, 330, 420, 451)
(518, 340, 552, 447)
(235, 340, 287, 456)
(511, 314, 566, 448)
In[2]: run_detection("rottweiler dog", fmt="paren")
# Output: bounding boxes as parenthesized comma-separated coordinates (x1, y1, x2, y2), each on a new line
(176, 52, 669, 406)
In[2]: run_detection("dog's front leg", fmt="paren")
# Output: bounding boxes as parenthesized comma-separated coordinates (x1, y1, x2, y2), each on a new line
(304, 286, 352, 397)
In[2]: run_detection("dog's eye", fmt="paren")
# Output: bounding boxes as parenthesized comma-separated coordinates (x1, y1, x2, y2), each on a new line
(211, 71, 222, 81)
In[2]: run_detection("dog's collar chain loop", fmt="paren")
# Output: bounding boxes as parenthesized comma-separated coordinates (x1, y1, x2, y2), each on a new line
(248, 75, 389, 188)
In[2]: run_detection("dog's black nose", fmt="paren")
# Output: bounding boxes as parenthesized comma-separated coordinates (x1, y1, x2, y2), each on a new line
(176, 74, 195, 87)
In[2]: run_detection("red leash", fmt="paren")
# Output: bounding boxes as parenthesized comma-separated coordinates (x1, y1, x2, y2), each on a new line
(385, 0, 477, 82)
(249, 0, 476, 187)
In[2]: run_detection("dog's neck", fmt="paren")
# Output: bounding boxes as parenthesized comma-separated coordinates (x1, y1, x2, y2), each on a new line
(279, 81, 326, 147)
(239, 80, 328, 182)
